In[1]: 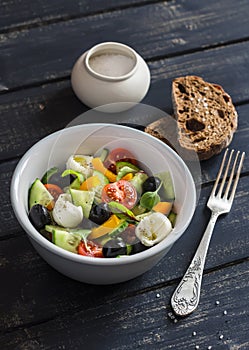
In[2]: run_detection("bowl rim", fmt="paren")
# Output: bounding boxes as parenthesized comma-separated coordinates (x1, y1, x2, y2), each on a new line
(11, 123, 196, 266)
(85, 41, 138, 82)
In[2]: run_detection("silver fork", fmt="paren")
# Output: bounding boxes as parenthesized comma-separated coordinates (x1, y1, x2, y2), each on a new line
(171, 149, 245, 317)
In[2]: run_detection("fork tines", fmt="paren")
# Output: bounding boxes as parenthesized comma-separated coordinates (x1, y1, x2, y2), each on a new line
(211, 149, 245, 201)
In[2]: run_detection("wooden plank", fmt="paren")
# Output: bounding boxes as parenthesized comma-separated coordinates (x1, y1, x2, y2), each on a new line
(0, 81, 87, 161)
(144, 41, 249, 109)
(1, 0, 249, 91)
(0, 0, 153, 31)
(2, 2, 248, 349)
(1, 257, 249, 349)
(0, 159, 23, 237)
(201, 111, 249, 183)
(0, 74, 249, 169)
(1, 174, 249, 330)
(2, 124, 249, 240)
(0, 99, 248, 240)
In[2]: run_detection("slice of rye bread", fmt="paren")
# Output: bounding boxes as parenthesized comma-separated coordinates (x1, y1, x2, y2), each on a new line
(171, 76, 238, 160)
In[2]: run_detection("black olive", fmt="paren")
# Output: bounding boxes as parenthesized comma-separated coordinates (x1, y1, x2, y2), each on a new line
(28, 204, 52, 230)
(142, 176, 161, 193)
(119, 227, 149, 255)
(89, 203, 111, 225)
(102, 237, 127, 258)
(52, 172, 73, 188)
(52, 172, 71, 188)
(130, 240, 148, 255)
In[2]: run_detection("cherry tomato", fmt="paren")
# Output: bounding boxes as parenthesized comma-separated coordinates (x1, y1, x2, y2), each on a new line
(78, 241, 104, 258)
(104, 148, 137, 173)
(102, 180, 137, 209)
(44, 183, 63, 201)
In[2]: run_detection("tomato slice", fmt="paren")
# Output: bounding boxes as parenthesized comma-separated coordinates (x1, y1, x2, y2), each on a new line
(44, 183, 63, 201)
(78, 241, 104, 258)
(102, 180, 137, 209)
(104, 148, 137, 173)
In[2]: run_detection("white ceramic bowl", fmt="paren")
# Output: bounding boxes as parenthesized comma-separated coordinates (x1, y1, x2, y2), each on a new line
(11, 123, 196, 284)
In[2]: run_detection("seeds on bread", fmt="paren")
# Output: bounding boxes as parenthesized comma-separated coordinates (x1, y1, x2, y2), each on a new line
(172, 76, 238, 160)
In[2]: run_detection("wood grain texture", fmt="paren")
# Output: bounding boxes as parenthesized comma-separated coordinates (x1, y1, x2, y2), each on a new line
(1, 257, 249, 349)
(1, 122, 249, 240)
(0, 0, 154, 31)
(145, 41, 249, 109)
(1, 0, 249, 348)
(0, 82, 86, 160)
(1, 0, 249, 91)
(1, 175, 249, 331)
(1, 48, 249, 161)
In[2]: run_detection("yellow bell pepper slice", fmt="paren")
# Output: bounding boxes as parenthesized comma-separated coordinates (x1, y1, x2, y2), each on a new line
(121, 173, 134, 181)
(92, 157, 116, 183)
(88, 214, 121, 239)
(80, 175, 101, 191)
(152, 201, 173, 216)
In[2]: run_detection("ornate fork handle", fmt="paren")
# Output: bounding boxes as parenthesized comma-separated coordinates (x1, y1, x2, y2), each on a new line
(171, 149, 245, 316)
(171, 211, 219, 316)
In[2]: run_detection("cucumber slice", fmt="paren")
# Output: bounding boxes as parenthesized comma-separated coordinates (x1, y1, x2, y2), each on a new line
(116, 161, 140, 173)
(45, 224, 67, 233)
(116, 166, 138, 181)
(168, 211, 177, 227)
(41, 167, 58, 184)
(29, 178, 54, 209)
(69, 177, 81, 190)
(129, 172, 148, 195)
(70, 189, 95, 218)
(52, 229, 81, 253)
(100, 148, 109, 162)
(93, 170, 109, 185)
(156, 171, 175, 201)
(91, 171, 108, 204)
(92, 184, 104, 204)
(94, 148, 109, 162)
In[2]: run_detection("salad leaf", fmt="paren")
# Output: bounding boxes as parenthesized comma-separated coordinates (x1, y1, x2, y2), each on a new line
(108, 221, 129, 237)
(140, 191, 160, 210)
(116, 166, 138, 181)
(140, 181, 162, 210)
(108, 201, 138, 222)
(61, 169, 84, 183)
(96, 220, 129, 246)
(71, 228, 91, 251)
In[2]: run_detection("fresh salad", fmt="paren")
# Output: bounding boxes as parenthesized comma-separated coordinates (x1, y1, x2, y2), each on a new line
(28, 147, 177, 258)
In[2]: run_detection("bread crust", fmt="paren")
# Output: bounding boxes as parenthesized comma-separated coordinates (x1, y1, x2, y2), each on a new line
(171, 76, 238, 160)
(144, 116, 177, 152)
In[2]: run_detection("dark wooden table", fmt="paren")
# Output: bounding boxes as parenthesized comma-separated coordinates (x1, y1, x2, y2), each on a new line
(1, 1, 249, 349)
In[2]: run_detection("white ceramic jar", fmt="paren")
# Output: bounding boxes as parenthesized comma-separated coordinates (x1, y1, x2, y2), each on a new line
(71, 42, 151, 112)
